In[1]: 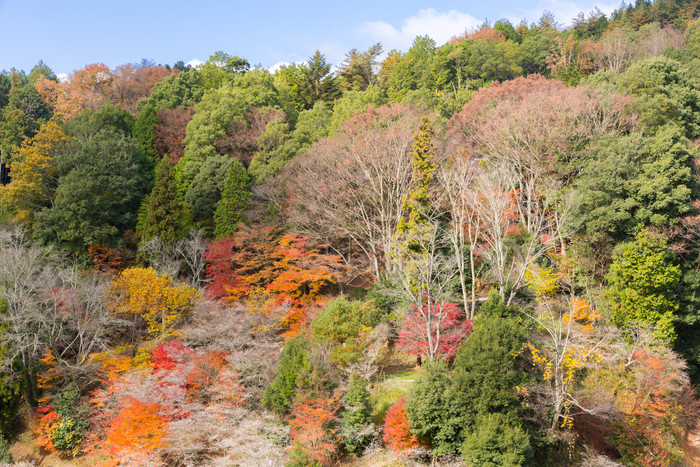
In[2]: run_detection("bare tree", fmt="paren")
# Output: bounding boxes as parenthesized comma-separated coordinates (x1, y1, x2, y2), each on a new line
(287, 104, 424, 277)
(436, 155, 483, 318)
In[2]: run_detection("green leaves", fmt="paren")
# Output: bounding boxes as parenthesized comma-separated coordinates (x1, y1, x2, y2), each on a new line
(604, 230, 681, 342)
(213, 160, 251, 239)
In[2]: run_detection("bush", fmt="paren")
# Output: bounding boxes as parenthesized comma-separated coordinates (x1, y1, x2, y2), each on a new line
(460, 413, 532, 467)
(0, 434, 12, 463)
(49, 388, 89, 455)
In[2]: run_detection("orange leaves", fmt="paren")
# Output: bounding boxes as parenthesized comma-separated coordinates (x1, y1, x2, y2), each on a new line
(286, 397, 341, 465)
(110, 267, 200, 340)
(205, 228, 345, 338)
(32, 405, 60, 452)
(383, 396, 420, 453)
(106, 398, 166, 458)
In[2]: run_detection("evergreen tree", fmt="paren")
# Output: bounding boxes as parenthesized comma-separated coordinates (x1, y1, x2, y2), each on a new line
(132, 105, 160, 169)
(340, 376, 373, 453)
(213, 160, 251, 239)
(436, 314, 528, 454)
(137, 156, 190, 244)
(262, 336, 311, 416)
(406, 360, 450, 449)
(461, 413, 532, 466)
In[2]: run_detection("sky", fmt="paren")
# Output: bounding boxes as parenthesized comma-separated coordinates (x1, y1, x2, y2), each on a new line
(0, 0, 622, 77)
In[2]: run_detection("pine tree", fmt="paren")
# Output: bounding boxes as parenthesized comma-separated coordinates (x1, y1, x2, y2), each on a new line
(213, 160, 251, 239)
(137, 156, 190, 244)
(132, 105, 160, 170)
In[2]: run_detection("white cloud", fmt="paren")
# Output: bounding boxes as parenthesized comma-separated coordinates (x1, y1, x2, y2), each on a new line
(359, 8, 481, 52)
(57, 73, 69, 83)
(268, 61, 290, 73)
(186, 58, 203, 68)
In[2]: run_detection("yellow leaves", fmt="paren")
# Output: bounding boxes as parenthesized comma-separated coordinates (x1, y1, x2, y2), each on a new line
(0, 121, 67, 223)
(525, 263, 558, 297)
(109, 267, 200, 340)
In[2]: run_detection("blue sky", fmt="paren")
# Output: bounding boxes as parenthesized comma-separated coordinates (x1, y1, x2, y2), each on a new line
(0, 0, 622, 76)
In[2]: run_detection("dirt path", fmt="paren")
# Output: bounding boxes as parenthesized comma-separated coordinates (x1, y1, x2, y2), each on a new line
(684, 426, 700, 466)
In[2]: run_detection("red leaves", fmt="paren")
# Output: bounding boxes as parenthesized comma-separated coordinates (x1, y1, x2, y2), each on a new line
(383, 397, 420, 453)
(397, 300, 473, 361)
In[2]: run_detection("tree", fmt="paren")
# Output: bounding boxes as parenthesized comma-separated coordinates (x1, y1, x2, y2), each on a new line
(337, 43, 383, 92)
(460, 413, 532, 466)
(154, 106, 194, 163)
(286, 397, 340, 466)
(109, 267, 199, 341)
(406, 360, 450, 448)
(340, 376, 373, 453)
(383, 396, 420, 453)
(397, 300, 472, 362)
(311, 297, 376, 366)
(436, 314, 528, 454)
(106, 399, 166, 462)
(132, 105, 160, 168)
(34, 130, 150, 253)
(262, 336, 311, 416)
(137, 156, 190, 245)
(604, 229, 681, 342)
(213, 160, 251, 239)
(0, 120, 66, 223)
(287, 104, 423, 276)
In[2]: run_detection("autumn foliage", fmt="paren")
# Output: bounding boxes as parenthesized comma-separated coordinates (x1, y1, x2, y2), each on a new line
(109, 267, 200, 339)
(286, 397, 341, 465)
(383, 397, 420, 453)
(397, 300, 473, 361)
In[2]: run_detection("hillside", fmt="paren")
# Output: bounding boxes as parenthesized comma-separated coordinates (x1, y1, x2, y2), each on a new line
(2, 1, 700, 465)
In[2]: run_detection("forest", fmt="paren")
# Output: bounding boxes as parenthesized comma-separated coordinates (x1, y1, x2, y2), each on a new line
(3, 0, 700, 465)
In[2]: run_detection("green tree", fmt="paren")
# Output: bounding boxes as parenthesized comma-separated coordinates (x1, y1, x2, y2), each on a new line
(340, 376, 373, 453)
(213, 160, 251, 239)
(406, 360, 450, 448)
(137, 69, 203, 111)
(198, 51, 249, 90)
(618, 57, 700, 138)
(132, 105, 160, 169)
(34, 131, 150, 253)
(578, 128, 696, 240)
(604, 229, 681, 342)
(184, 154, 237, 229)
(436, 314, 528, 454)
(311, 297, 377, 366)
(262, 336, 311, 416)
(460, 413, 532, 467)
(337, 43, 383, 92)
(137, 156, 191, 244)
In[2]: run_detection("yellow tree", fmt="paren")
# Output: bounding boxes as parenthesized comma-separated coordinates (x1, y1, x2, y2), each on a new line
(518, 263, 607, 436)
(0, 121, 66, 223)
(110, 267, 199, 340)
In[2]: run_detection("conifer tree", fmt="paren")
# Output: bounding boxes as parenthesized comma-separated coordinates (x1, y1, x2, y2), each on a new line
(137, 156, 190, 244)
(213, 160, 251, 239)
(132, 105, 160, 170)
